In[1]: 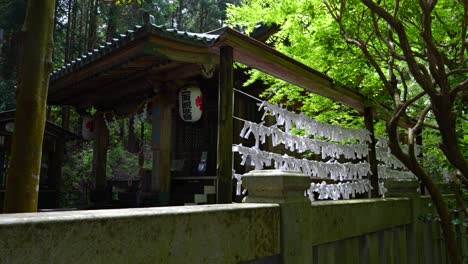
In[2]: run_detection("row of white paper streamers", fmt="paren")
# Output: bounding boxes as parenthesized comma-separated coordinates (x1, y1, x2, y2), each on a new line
(379, 181, 388, 197)
(376, 148, 405, 169)
(257, 101, 371, 142)
(239, 120, 369, 159)
(233, 145, 371, 181)
(306, 180, 372, 202)
(101, 102, 149, 134)
(378, 165, 416, 179)
(376, 137, 422, 156)
(233, 171, 243, 196)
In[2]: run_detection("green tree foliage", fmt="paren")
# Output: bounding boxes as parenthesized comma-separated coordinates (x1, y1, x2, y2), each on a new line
(227, 0, 383, 129)
(228, 1, 467, 262)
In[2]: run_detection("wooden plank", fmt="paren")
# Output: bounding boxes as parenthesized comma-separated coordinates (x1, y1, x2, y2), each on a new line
(312, 245, 318, 264)
(378, 231, 386, 264)
(216, 45, 233, 204)
(359, 235, 370, 264)
(424, 221, 435, 264)
(364, 107, 379, 197)
(217, 28, 365, 111)
(390, 227, 407, 264)
(384, 229, 394, 264)
(49, 41, 145, 95)
(145, 38, 218, 65)
(345, 237, 360, 264)
(159, 64, 201, 81)
(92, 113, 109, 190)
(316, 242, 335, 264)
(434, 221, 446, 264)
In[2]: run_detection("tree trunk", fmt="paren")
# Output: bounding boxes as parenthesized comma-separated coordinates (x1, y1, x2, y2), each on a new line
(69, 0, 77, 59)
(177, 0, 184, 30)
(64, 0, 73, 63)
(126, 117, 137, 153)
(87, 0, 98, 50)
(105, 4, 118, 42)
(3, 0, 56, 213)
(387, 120, 462, 264)
(432, 95, 468, 178)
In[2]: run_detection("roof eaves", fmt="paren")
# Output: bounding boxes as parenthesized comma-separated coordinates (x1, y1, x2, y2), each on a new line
(50, 24, 222, 82)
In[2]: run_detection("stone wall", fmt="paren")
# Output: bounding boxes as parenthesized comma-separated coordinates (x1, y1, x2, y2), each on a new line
(0, 204, 280, 264)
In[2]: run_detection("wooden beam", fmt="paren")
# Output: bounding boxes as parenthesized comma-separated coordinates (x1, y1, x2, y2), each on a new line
(216, 46, 234, 203)
(92, 113, 109, 191)
(145, 37, 219, 65)
(364, 107, 379, 197)
(159, 64, 202, 81)
(49, 42, 145, 95)
(216, 29, 366, 111)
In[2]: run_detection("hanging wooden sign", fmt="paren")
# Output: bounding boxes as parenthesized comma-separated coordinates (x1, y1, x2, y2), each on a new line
(82, 115, 95, 140)
(178, 86, 203, 122)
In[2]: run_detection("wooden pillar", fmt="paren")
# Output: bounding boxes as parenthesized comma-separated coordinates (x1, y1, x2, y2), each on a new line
(61, 106, 70, 130)
(151, 93, 173, 204)
(92, 113, 109, 191)
(364, 107, 379, 197)
(50, 136, 65, 207)
(217, 46, 234, 203)
(0, 144, 4, 188)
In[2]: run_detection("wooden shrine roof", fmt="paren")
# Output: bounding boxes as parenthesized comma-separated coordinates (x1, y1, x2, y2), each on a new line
(48, 21, 393, 123)
(0, 110, 77, 139)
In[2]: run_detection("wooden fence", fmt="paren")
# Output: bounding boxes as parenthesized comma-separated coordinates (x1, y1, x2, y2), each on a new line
(0, 170, 465, 264)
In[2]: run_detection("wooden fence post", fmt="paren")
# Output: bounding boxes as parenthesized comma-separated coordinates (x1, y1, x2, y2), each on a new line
(364, 107, 379, 197)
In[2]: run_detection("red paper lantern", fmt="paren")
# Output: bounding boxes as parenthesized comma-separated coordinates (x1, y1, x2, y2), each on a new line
(82, 115, 95, 140)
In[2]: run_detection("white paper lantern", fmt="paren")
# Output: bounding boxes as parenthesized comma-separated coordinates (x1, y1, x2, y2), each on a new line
(178, 86, 203, 122)
(82, 115, 95, 140)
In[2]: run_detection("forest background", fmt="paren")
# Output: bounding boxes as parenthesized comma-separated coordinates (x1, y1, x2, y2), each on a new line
(0, 0, 464, 205)
(0, 0, 467, 261)
(0, 1, 466, 258)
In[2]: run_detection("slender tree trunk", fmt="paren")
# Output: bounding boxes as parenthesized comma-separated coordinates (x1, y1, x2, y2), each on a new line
(83, 0, 89, 52)
(105, 4, 118, 42)
(87, 0, 98, 50)
(177, 0, 184, 30)
(61, 106, 70, 130)
(70, 0, 77, 59)
(3, 0, 56, 213)
(126, 117, 137, 153)
(64, 0, 73, 63)
(78, 1, 84, 55)
(432, 95, 468, 178)
(52, 0, 59, 62)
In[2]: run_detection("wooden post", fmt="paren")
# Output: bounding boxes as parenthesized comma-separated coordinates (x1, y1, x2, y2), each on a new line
(151, 102, 160, 192)
(217, 46, 234, 203)
(92, 113, 109, 191)
(364, 107, 379, 197)
(151, 94, 173, 204)
(50, 136, 65, 208)
(61, 106, 70, 130)
(416, 128, 425, 195)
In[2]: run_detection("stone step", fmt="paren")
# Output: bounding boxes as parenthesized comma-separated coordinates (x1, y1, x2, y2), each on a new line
(204, 185, 216, 194)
